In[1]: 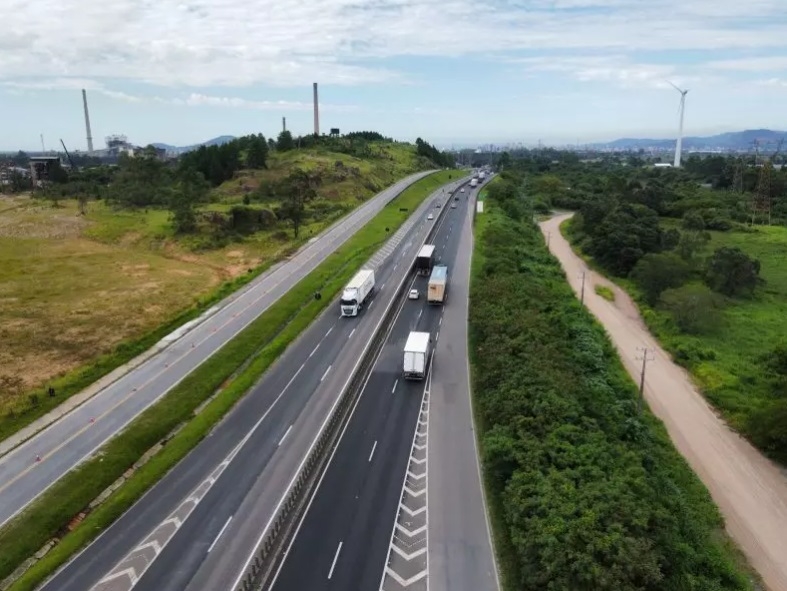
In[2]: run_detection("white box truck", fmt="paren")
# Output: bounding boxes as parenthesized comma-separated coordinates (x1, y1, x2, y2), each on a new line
(340, 268, 375, 317)
(403, 331, 431, 380)
(470, 178, 478, 188)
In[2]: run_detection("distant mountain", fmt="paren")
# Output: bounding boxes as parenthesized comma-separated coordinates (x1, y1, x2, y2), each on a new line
(593, 129, 787, 152)
(151, 135, 236, 155)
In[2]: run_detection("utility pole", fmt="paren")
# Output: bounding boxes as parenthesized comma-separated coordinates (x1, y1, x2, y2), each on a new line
(579, 270, 587, 304)
(546, 231, 551, 248)
(635, 347, 655, 410)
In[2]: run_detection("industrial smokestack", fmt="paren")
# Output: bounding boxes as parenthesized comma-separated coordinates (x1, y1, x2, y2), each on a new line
(313, 82, 320, 136)
(82, 89, 94, 154)
(282, 116, 286, 132)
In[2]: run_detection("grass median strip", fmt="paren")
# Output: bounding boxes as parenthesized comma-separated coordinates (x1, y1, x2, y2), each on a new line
(1, 169, 459, 590)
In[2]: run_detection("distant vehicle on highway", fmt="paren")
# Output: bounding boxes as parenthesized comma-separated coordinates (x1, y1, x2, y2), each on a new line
(427, 213, 434, 220)
(451, 203, 457, 209)
(460, 187, 465, 193)
(340, 268, 375, 317)
(435, 202, 441, 208)
(408, 288, 419, 300)
(403, 331, 431, 380)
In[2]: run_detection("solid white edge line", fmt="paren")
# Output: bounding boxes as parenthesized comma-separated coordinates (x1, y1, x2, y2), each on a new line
(328, 541, 343, 579)
(278, 425, 293, 447)
(462, 190, 504, 591)
(207, 515, 233, 554)
(368, 441, 378, 462)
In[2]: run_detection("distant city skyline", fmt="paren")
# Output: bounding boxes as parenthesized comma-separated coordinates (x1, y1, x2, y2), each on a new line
(2, 0, 786, 152)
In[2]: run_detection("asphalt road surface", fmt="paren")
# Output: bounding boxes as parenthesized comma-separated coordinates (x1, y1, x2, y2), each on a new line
(40, 176, 471, 591)
(267, 180, 477, 591)
(0, 170, 435, 529)
(541, 213, 787, 591)
(427, 185, 499, 591)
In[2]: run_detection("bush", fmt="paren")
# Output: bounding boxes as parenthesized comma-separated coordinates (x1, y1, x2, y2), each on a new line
(470, 175, 749, 591)
(661, 284, 723, 335)
(704, 246, 763, 297)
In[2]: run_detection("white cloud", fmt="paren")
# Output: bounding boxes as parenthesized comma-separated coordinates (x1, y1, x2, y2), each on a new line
(1, 0, 787, 88)
(508, 55, 716, 90)
(2, 79, 359, 111)
(708, 56, 787, 71)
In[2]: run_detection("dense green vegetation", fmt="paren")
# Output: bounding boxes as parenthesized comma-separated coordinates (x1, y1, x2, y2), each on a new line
(1, 170, 458, 590)
(3, 132, 455, 241)
(494, 149, 787, 463)
(469, 172, 751, 591)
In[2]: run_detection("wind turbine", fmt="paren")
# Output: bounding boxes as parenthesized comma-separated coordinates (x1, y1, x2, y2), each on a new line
(667, 80, 689, 167)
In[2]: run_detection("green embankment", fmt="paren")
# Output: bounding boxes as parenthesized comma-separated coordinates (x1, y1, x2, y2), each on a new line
(1, 169, 458, 590)
(468, 184, 753, 590)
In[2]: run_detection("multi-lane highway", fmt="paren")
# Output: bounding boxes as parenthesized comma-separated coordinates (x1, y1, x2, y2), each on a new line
(267, 179, 490, 591)
(40, 176, 471, 591)
(0, 170, 435, 528)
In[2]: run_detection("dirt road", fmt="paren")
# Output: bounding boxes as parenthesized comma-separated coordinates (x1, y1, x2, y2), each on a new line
(540, 213, 787, 591)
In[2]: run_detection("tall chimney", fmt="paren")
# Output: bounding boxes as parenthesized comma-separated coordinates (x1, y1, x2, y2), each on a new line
(82, 89, 94, 154)
(282, 116, 286, 132)
(313, 82, 320, 136)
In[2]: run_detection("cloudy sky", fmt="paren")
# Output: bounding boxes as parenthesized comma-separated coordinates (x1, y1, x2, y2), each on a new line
(2, 0, 787, 151)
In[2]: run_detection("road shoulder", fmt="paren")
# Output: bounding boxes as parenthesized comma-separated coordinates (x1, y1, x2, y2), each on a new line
(428, 198, 500, 591)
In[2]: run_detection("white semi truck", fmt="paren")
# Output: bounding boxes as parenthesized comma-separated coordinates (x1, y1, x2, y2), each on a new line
(340, 268, 375, 317)
(479, 171, 486, 180)
(403, 331, 431, 380)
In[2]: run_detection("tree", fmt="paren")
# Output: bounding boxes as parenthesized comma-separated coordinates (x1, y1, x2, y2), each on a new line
(704, 246, 762, 297)
(682, 210, 706, 231)
(661, 284, 723, 334)
(277, 130, 295, 152)
(245, 134, 268, 169)
(170, 169, 209, 233)
(630, 252, 691, 305)
(675, 229, 710, 263)
(108, 152, 172, 207)
(278, 170, 316, 237)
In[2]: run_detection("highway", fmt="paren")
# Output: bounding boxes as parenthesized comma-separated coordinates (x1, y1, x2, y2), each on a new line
(267, 180, 480, 591)
(40, 176, 471, 591)
(0, 170, 435, 528)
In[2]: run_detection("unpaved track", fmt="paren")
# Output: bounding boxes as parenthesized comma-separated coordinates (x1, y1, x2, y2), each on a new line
(541, 213, 787, 591)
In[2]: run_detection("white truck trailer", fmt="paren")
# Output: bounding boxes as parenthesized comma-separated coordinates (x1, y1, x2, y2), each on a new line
(470, 178, 478, 188)
(340, 268, 375, 317)
(403, 331, 431, 380)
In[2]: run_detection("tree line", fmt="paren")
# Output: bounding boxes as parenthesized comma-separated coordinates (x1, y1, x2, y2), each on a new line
(502, 150, 787, 461)
(470, 171, 750, 590)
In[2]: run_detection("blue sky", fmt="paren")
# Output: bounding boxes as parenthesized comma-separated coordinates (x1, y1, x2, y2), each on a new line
(3, 0, 787, 151)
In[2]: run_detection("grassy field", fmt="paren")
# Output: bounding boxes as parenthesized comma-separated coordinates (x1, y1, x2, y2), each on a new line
(1, 169, 458, 590)
(563, 217, 787, 440)
(0, 142, 426, 433)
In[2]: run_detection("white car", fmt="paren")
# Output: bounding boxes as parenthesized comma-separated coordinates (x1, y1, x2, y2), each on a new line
(460, 187, 465, 193)
(408, 289, 419, 300)
(427, 213, 434, 220)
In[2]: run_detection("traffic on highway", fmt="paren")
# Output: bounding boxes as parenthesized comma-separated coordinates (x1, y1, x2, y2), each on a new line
(39, 175, 481, 591)
(267, 168, 474, 591)
(0, 171, 437, 530)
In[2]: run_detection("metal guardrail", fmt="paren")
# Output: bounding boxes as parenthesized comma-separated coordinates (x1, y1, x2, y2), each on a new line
(233, 176, 472, 591)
